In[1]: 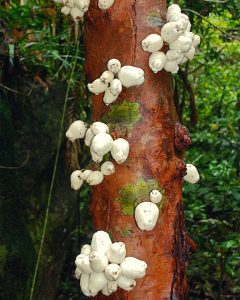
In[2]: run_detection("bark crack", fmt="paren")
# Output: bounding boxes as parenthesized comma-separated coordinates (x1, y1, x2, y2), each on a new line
(170, 202, 188, 300)
(131, 0, 137, 64)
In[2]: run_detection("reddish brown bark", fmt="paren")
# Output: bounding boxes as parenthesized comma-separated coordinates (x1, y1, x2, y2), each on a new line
(84, 1, 191, 299)
(175, 123, 192, 152)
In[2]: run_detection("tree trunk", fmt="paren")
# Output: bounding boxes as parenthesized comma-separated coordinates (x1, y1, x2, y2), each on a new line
(84, 0, 191, 299)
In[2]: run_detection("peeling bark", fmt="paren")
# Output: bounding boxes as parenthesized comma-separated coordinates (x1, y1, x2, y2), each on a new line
(84, 0, 190, 298)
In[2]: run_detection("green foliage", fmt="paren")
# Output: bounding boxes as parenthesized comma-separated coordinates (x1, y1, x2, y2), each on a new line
(171, 1, 240, 298)
(0, 1, 84, 80)
(0, 2, 90, 299)
(0, 96, 35, 300)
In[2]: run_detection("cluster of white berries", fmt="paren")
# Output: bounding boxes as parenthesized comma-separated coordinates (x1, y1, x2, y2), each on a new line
(142, 4, 200, 74)
(66, 120, 129, 189)
(60, 0, 90, 21)
(70, 160, 115, 190)
(134, 164, 200, 232)
(184, 163, 200, 184)
(134, 190, 163, 231)
(60, 0, 115, 21)
(75, 231, 147, 297)
(88, 59, 145, 106)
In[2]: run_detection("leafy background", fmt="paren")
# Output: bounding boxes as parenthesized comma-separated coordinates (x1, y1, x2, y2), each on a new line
(0, 0, 239, 299)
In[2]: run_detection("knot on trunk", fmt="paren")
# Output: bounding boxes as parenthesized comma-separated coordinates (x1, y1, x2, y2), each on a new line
(174, 122, 191, 151)
(175, 159, 187, 178)
(186, 234, 197, 256)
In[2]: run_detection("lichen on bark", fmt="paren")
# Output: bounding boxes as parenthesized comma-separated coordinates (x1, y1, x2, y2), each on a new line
(103, 100, 141, 131)
(117, 178, 164, 215)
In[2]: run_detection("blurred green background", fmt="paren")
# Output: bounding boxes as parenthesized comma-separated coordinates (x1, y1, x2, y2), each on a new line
(0, 0, 239, 299)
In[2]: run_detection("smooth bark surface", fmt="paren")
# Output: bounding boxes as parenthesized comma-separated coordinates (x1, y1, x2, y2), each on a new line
(84, 1, 191, 299)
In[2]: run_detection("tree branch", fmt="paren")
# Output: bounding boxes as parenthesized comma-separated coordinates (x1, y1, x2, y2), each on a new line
(0, 152, 29, 169)
(0, 82, 25, 95)
(183, 8, 240, 41)
(179, 69, 198, 126)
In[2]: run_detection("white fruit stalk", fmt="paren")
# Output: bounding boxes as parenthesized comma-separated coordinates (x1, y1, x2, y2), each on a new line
(103, 88, 119, 106)
(74, 0, 90, 12)
(70, 170, 83, 191)
(75, 267, 82, 279)
(184, 164, 200, 183)
(90, 149, 103, 163)
(101, 161, 115, 176)
(105, 264, 121, 281)
(110, 78, 122, 96)
(89, 251, 109, 273)
(149, 51, 167, 73)
(117, 66, 145, 88)
(90, 122, 109, 135)
(86, 171, 104, 186)
(101, 281, 118, 296)
(63, 0, 75, 7)
(111, 138, 130, 164)
(117, 276, 136, 291)
(150, 190, 163, 204)
(61, 6, 71, 15)
(161, 21, 184, 43)
(141, 34, 163, 53)
(107, 58, 121, 74)
(100, 70, 115, 84)
(164, 60, 179, 74)
(80, 244, 91, 256)
(80, 170, 92, 181)
(98, 0, 115, 11)
(87, 79, 108, 95)
(169, 35, 192, 52)
(80, 273, 92, 297)
(135, 202, 159, 231)
(120, 257, 147, 279)
(89, 272, 107, 295)
(70, 7, 84, 21)
(106, 242, 126, 264)
(84, 128, 94, 146)
(66, 120, 87, 142)
(166, 4, 181, 21)
(90, 133, 113, 156)
(91, 231, 112, 254)
(75, 254, 92, 274)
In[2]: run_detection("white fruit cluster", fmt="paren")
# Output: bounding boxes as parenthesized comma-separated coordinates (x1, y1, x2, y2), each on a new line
(75, 231, 147, 297)
(66, 121, 130, 190)
(60, 0, 115, 21)
(88, 59, 145, 106)
(183, 163, 200, 184)
(142, 4, 200, 74)
(70, 161, 115, 190)
(60, 0, 90, 21)
(134, 189, 163, 231)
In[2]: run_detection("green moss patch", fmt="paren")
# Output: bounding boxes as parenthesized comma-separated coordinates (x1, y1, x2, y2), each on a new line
(120, 228, 133, 238)
(115, 226, 133, 238)
(103, 101, 141, 131)
(117, 179, 165, 216)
